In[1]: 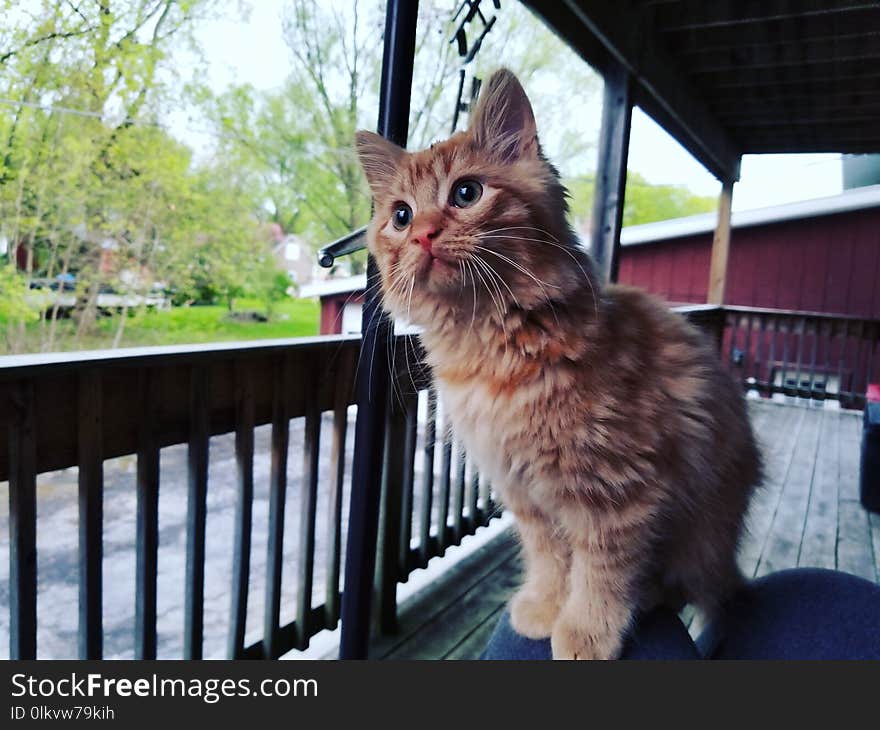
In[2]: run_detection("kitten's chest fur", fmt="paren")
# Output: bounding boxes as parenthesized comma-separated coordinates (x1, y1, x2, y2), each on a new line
(421, 285, 737, 515)
(437, 368, 577, 501)
(427, 320, 603, 511)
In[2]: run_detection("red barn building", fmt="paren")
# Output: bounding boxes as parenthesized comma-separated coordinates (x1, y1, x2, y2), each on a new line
(619, 184, 880, 317)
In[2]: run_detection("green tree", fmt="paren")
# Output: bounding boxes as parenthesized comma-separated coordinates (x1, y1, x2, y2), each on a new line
(196, 0, 388, 273)
(197, 0, 601, 273)
(255, 268, 293, 321)
(0, 264, 39, 351)
(0, 0, 273, 352)
(164, 163, 266, 312)
(566, 171, 717, 232)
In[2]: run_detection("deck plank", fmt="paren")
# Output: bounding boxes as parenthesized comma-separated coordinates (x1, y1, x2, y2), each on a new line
(739, 403, 806, 577)
(385, 553, 521, 660)
(838, 411, 862, 502)
(370, 530, 519, 659)
(444, 603, 508, 660)
(869, 513, 880, 582)
(735, 399, 770, 572)
(836, 410, 875, 581)
(798, 409, 839, 570)
(756, 405, 821, 577)
(837, 501, 876, 581)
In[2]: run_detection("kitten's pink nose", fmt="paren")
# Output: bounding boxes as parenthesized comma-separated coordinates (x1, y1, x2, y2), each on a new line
(411, 224, 442, 253)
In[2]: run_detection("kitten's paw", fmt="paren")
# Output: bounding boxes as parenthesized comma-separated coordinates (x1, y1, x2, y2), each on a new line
(509, 590, 558, 639)
(550, 619, 621, 661)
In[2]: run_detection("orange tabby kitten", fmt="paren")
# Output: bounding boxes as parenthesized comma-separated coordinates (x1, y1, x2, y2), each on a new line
(356, 69, 761, 660)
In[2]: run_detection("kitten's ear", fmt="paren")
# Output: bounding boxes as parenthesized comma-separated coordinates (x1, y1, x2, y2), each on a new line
(468, 69, 538, 162)
(355, 130, 406, 197)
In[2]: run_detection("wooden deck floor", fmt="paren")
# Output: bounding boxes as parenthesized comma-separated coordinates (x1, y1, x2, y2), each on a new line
(373, 400, 880, 659)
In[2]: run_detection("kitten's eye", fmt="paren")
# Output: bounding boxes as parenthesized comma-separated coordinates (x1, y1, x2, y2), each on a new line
(451, 180, 483, 208)
(392, 203, 412, 230)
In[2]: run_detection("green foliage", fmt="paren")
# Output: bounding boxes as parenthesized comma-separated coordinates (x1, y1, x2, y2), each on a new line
(0, 265, 39, 325)
(0, 0, 270, 351)
(1, 297, 319, 354)
(256, 270, 294, 320)
(566, 171, 717, 230)
(113, 298, 319, 344)
(193, 0, 389, 270)
(623, 173, 717, 226)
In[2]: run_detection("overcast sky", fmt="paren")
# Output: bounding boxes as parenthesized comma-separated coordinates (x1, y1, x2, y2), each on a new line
(189, 0, 844, 215)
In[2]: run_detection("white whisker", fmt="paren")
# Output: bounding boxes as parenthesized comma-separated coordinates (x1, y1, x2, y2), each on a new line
(466, 260, 478, 338)
(467, 256, 508, 351)
(473, 244, 561, 326)
(403, 275, 420, 396)
(481, 225, 562, 243)
(478, 233, 599, 319)
(473, 245, 559, 290)
(473, 254, 520, 309)
(353, 265, 410, 397)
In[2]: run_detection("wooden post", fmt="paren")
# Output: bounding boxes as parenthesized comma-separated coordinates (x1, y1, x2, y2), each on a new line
(78, 370, 103, 660)
(184, 366, 209, 660)
(373, 392, 406, 636)
(135, 369, 160, 660)
(708, 179, 734, 304)
(9, 381, 37, 660)
(263, 356, 290, 659)
(590, 62, 632, 283)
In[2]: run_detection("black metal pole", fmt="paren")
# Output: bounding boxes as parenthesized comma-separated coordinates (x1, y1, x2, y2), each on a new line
(339, 0, 419, 660)
(590, 61, 632, 284)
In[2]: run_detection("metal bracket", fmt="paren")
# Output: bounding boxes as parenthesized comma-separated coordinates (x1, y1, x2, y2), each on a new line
(317, 226, 367, 269)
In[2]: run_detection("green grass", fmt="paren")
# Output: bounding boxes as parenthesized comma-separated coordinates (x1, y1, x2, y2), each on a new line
(4, 297, 321, 355)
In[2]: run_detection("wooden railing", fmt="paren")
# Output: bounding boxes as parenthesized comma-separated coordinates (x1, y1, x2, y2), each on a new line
(2, 304, 873, 659)
(0, 336, 495, 659)
(372, 365, 497, 635)
(673, 304, 727, 351)
(720, 306, 880, 409)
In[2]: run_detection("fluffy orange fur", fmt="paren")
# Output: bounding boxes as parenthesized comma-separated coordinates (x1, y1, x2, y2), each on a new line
(356, 69, 761, 659)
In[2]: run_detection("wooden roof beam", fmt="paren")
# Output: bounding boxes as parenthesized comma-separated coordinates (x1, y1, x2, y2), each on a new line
(672, 25, 880, 58)
(707, 180, 733, 306)
(708, 77, 880, 101)
(711, 89, 880, 110)
(745, 142, 880, 153)
(524, 0, 742, 182)
(656, 0, 877, 32)
(730, 138, 880, 156)
(727, 114, 880, 128)
(692, 62, 880, 89)
(746, 125, 880, 139)
(667, 15, 880, 55)
(680, 35, 880, 73)
(690, 49, 880, 75)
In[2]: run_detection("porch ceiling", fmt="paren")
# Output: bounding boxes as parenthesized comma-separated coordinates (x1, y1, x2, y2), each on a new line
(521, 0, 880, 182)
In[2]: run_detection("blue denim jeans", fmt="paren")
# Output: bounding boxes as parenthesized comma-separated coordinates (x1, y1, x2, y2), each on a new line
(481, 568, 880, 660)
